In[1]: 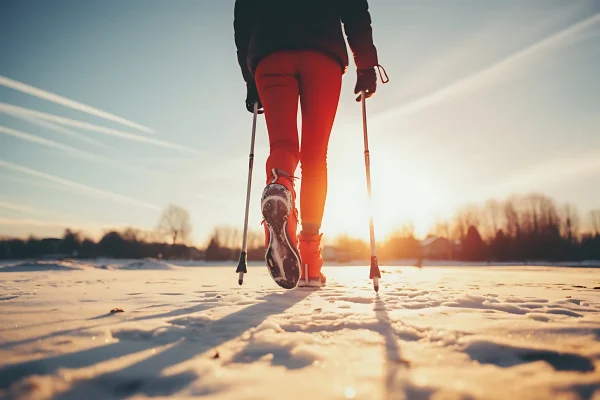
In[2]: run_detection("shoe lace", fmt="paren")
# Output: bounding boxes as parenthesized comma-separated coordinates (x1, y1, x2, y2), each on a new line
(269, 168, 299, 185)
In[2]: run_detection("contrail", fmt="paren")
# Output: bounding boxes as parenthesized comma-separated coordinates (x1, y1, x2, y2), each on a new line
(0, 201, 43, 215)
(0, 75, 154, 134)
(0, 125, 130, 170)
(387, 13, 600, 117)
(0, 127, 171, 178)
(0, 201, 75, 221)
(0, 103, 202, 154)
(0, 217, 124, 235)
(0, 160, 161, 210)
(1, 125, 100, 158)
(13, 112, 108, 148)
(0, 173, 66, 192)
(0, 218, 72, 228)
(0, 201, 120, 231)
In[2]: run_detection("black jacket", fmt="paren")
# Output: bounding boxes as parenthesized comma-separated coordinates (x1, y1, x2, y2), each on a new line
(234, 0, 379, 83)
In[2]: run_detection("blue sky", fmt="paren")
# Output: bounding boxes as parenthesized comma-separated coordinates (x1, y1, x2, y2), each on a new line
(1, 0, 599, 244)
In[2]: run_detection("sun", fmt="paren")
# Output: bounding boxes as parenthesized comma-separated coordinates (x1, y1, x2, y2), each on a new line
(315, 129, 450, 242)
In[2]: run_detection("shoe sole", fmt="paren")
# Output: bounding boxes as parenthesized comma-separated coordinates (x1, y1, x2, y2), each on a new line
(261, 184, 301, 289)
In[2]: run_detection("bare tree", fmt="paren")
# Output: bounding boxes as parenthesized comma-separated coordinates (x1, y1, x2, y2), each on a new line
(121, 227, 146, 242)
(524, 193, 542, 234)
(431, 219, 451, 239)
(483, 199, 503, 239)
(156, 204, 192, 245)
(503, 197, 520, 237)
(589, 209, 600, 235)
(212, 225, 235, 248)
(247, 229, 263, 249)
(561, 203, 580, 242)
(146, 229, 165, 243)
(452, 204, 480, 240)
(398, 223, 415, 238)
(231, 227, 242, 250)
(516, 193, 559, 236)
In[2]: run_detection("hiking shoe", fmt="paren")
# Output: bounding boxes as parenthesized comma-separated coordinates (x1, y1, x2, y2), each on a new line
(261, 169, 301, 289)
(297, 232, 326, 287)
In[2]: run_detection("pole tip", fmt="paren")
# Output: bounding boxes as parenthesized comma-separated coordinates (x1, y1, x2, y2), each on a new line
(238, 279, 243, 286)
(372, 276, 380, 292)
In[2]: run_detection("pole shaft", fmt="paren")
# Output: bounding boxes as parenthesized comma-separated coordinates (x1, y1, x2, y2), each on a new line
(361, 93, 376, 258)
(361, 91, 381, 291)
(241, 103, 258, 252)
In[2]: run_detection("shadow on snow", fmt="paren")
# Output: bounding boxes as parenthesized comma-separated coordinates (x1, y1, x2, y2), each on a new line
(0, 290, 312, 399)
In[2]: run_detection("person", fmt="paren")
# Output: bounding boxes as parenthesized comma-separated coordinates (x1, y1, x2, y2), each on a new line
(234, 0, 386, 288)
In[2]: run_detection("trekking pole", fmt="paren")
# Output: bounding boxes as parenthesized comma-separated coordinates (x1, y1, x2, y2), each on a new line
(236, 102, 259, 285)
(361, 90, 382, 292)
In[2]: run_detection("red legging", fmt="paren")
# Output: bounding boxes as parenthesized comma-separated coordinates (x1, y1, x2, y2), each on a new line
(255, 50, 342, 234)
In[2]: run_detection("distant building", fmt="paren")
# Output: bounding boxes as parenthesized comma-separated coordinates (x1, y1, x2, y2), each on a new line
(186, 247, 204, 260)
(420, 236, 457, 260)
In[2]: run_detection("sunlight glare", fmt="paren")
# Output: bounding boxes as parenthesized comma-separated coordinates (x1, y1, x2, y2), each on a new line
(344, 387, 356, 399)
(322, 125, 452, 241)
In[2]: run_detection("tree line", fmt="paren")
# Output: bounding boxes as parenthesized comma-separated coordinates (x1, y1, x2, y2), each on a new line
(439, 193, 600, 262)
(373, 193, 600, 262)
(0, 204, 268, 261)
(330, 193, 600, 263)
(0, 204, 200, 260)
(1, 194, 599, 262)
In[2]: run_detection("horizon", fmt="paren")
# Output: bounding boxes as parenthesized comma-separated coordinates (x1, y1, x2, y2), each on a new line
(2, 189, 599, 248)
(1, 0, 599, 247)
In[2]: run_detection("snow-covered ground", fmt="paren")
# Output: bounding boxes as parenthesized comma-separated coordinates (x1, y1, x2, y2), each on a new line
(0, 259, 599, 400)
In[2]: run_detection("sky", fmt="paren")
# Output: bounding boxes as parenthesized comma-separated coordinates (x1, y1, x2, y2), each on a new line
(1, 0, 599, 246)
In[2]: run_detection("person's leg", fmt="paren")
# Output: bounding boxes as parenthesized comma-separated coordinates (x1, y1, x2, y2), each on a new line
(254, 51, 300, 183)
(298, 51, 342, 235)
(296, 51, 342, 285)
(254, 51, 303, 289)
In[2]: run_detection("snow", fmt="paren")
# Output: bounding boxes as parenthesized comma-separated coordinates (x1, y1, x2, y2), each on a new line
(0, 260, 95, 272)
(0, 262, 599, 400)
(0, 258, 175, 272)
